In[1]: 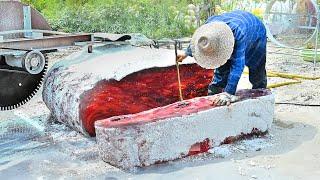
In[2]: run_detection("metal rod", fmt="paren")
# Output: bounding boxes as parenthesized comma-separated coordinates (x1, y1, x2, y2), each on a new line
(0, 34, 93, 50)
(0, 68, 28, 74)
(268, 51, 304, 57)
(266, 12, 318, 18)
(314, 10, 320, 70)
(23, 6, 32, 37)
(0, 29, 69, 36)
(175, 41, 183, 101)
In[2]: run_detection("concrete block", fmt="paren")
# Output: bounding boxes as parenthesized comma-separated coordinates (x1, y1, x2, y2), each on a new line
(95, 89, 275, 169)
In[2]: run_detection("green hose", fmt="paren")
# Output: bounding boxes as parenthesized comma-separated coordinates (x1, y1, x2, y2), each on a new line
(301, 49, 320, 62)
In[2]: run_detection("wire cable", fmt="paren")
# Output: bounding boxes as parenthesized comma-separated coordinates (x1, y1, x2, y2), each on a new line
(275, 102, 320, 107)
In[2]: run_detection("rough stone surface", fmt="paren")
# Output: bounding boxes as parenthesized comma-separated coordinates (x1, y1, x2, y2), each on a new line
(43, 45, 212, 136)
(95, 89, 275, 169)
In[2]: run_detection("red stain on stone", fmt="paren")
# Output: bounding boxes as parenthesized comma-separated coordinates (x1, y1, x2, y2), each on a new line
(97, 97, 215, 128)
(95, 89, 271, 130)
(221, 128, 268, 145)
(188, 138, 211, 156)
(80, 64, 213, 136)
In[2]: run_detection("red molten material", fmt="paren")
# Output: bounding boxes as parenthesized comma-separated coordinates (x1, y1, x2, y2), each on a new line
(96, 89, 271, 129)
(98, 96, 215, 128)
(188, 138, 211, 156)
(80, 64, 213, 136)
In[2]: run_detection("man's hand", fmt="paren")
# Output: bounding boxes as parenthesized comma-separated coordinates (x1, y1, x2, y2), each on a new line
(210, 92, 240, 106)
(177, 50, 187, 63)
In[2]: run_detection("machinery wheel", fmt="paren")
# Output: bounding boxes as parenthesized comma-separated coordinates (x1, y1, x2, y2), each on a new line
(23, 51, 46, 75)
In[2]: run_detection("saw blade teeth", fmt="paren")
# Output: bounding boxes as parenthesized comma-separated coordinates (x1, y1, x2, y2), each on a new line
(0, 58, 49, 111)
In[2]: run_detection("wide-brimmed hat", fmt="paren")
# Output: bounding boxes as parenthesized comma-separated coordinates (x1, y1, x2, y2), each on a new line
(191, 22, 235, 69)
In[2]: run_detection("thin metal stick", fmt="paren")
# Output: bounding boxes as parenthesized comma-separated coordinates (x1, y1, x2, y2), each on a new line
(175, 41, 183, 101)
(314, 11, 319, 71)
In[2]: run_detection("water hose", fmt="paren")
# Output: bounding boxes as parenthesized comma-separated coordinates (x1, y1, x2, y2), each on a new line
(243, 69, 320, 88)
(267, 80, 302, 88)
(301, 49, 320, 62)
(268, 71, 320, 80)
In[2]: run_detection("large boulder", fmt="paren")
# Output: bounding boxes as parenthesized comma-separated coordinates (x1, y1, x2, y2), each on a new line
(43, 45, 213, 136)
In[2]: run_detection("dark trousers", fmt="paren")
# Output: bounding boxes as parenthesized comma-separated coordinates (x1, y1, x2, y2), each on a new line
(208, 56, 267, 95)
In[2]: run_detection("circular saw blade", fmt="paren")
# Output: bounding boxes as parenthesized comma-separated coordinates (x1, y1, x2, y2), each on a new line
(0, 61, 48, 111)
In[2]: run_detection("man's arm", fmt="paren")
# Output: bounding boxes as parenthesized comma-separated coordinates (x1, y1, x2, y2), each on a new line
(210, 48, 245, 106)
(177, 45, 192, 62)
(224, 55, 245, 95)
(185, 44, 193, 57)
(224, 37, 246, 95)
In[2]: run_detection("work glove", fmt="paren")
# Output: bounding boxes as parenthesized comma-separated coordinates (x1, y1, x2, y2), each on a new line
(210, 92, 240, 106)
(176, 50, 187, 63)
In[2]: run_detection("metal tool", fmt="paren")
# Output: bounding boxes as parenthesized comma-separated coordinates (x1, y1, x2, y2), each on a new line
(0, 1, 93, 110)
(174, 41, 184, 101)
(263, 0, 319, 69)
(0, 51, 48, 110)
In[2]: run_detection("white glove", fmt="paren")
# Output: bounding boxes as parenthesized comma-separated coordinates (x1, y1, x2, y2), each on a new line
(210, 92, 240, 106)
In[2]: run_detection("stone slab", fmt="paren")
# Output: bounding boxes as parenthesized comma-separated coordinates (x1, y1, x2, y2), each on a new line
(95, 89, 275, 169)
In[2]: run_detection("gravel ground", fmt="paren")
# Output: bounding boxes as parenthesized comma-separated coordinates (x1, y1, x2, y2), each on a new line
(0, 44, 319, 180)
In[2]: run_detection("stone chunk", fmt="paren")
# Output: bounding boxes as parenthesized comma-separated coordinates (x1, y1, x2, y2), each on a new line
(43, 45, 212, 136)
(95, 89, 275, 169)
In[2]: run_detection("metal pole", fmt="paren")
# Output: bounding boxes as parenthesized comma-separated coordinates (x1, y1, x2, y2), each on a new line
(313, 4, 320, 71)
(23, 6, 32, 38)
(314, 26, 318, 70)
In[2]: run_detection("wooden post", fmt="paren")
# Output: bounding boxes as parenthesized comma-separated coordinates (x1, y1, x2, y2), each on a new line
(175, 41, 184, 101)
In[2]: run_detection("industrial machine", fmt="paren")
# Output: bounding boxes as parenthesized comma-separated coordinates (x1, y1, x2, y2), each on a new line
(264, 0, 319, 48)
(0, 1, 92, 110)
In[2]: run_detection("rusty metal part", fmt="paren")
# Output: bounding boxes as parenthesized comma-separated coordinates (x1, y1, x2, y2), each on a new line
(0, 1, 94, 111)
(0, 33, 93, 50)
(94, 33, 132, 42)
(0, 29, 68, 36)
(0, 31, 92, 110)
(0, 1, 51, 33)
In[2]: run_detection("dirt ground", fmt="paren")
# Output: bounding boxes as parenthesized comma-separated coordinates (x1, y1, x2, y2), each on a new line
(0, 44, 320, 180)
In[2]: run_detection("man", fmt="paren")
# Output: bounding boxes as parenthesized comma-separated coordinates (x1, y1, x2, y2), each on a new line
(177, 10, 267, 106)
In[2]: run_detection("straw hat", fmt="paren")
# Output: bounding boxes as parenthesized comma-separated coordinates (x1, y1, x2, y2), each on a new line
(191, 22, 235, 69)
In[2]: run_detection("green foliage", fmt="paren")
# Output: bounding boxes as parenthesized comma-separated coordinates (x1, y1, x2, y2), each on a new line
(22, 0, 198, 39)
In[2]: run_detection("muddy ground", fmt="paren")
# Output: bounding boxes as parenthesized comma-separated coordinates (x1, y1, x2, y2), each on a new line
(0, 44, 320, 180)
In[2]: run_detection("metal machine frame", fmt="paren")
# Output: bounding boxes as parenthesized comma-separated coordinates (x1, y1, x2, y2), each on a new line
(0, 5, 93, 74)
(264, 0, 319, 70)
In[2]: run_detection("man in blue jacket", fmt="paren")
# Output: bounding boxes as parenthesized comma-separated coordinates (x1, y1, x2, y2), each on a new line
(177, 10, 267, 106)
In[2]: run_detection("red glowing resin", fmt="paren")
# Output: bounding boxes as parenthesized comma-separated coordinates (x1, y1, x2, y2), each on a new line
(80, 64, 213, 136)
(97, 95, 215, 128)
